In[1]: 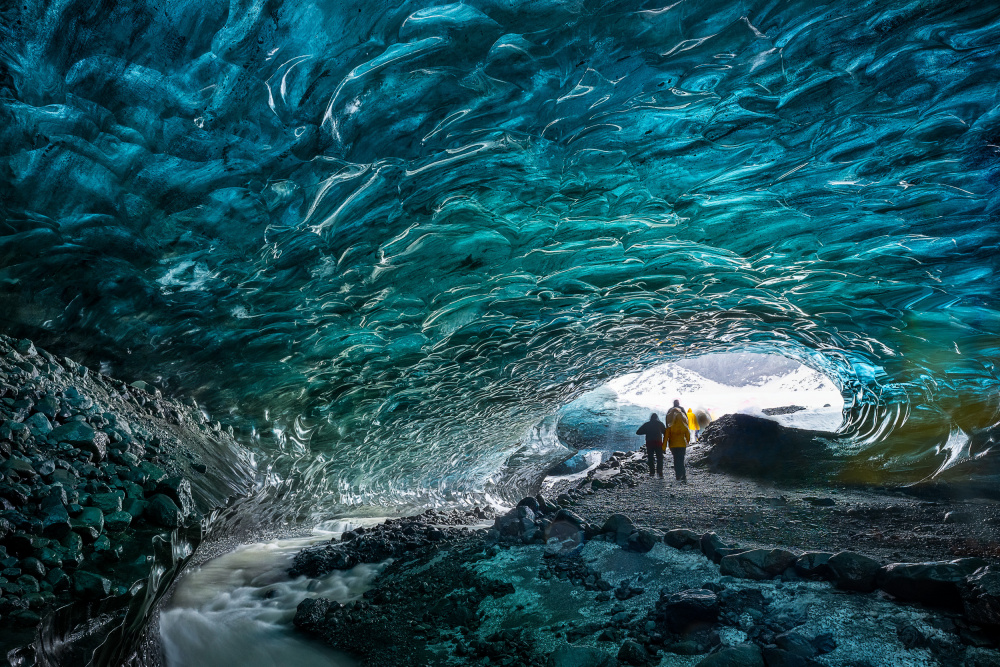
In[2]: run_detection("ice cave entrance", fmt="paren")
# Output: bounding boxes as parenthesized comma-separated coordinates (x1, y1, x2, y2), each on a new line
(550, 352, 844, 476)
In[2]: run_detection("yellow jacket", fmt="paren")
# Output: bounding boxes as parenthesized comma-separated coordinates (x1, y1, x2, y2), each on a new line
(687, 409, 699, 431)
(665, 407, 690, 449)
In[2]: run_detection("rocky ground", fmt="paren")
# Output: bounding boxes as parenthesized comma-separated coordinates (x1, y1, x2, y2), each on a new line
(0, 334, 254, 663)
(292, 447, 1000, 667)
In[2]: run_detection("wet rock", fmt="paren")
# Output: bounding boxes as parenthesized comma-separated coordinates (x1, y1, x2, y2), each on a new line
(24, 412, 52, 436)
(294, 597, 333, 626)
(144, 494, 183, 528)
(877, 558, 988, 606)
(665, 528, 701, 550)
(617, 639, 648, 666)
(803, 496, 835, 507)
(90, 492, 123, 514)
(104, 511, 132, 532)
(943, 511, 975, 524)
(794, 552, 832, 579)
(720, 549, 797, 580)
(1, 456, 37, 481)
(20, 557, 45, 579)
(696, 644, 764, 667)
(49, 422, 108, 462)
(73, 570, 111, 600)
(154, 476, 194, 515)
(827, 551, 881, 592)
(960, 565, 1000, 626)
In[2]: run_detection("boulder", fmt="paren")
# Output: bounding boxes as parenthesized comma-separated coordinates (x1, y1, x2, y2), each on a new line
(617, 640, 648, 666)
(49, 422, 108, 463)
(695, 644, 764, 667)
(144, 494, 183, 528)
(104, 511, 132, 532)
(960, 565, 1000, 626)
(794, 552, 833, 579)
(71, 507, 104, 542)
(553, 508, 587, 529)
(698, 414, 834, 481)
(665, 528, 701, 550)
(877, 558, 988, 606)
(827, 551, 881, 592)
(154, 477, 194, 515)
(700, 532, 731, 564)
(90, 492, 123, 515)
(627, 528, 663, 553)
(73, 570, 111, 600)
(719, 549, 797, 580)
(601, 514, 635, 545)
(494, 506, 536, 539)
(516, 496, 540, 513)
(24, 412, 52, 436)
(659, 589, 719, 633)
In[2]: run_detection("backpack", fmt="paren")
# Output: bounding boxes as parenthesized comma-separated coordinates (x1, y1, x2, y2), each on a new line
(668, 411, 690, 437)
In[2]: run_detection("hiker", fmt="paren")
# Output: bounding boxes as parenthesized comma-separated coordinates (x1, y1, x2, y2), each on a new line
(665, 399, 691, 482)
(635, 413, 666, 478)
(687, 407, 700, 441)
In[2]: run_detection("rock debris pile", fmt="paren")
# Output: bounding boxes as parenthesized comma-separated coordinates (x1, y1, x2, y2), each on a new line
(0, 334, 249, 654)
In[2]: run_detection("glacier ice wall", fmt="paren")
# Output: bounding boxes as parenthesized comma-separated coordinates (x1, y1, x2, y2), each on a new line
(3, 0, 1000, 509)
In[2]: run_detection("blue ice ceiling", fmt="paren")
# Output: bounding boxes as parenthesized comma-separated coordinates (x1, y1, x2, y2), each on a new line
(2, 0, 1000, 507)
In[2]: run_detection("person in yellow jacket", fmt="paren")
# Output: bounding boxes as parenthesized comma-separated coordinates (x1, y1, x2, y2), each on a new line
(687, 408, 700, 441)
(665, 400, 690, 482)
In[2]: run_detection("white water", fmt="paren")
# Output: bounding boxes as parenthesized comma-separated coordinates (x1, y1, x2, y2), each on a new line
(159, 519, 387, 667)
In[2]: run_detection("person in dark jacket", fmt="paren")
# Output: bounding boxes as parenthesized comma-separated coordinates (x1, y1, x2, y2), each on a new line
(636, 413, 666, 478)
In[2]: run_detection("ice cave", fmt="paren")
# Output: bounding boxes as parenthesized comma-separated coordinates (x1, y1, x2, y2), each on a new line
(0, 0, 999, 665)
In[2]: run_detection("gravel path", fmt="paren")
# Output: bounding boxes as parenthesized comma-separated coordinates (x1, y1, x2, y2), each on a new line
(558, 450, 1000, 564)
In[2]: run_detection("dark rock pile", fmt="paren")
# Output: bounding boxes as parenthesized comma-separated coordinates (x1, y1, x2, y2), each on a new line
(292, 478, 1000, 667)
(290, 506, 496, 577)
(693, 414, 838, 481)
(0, 333, 247, 653)
(294, 537, 519, 667)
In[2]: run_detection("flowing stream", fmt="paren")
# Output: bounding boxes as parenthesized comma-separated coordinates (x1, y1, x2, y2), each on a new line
(159, 521, 387, 667)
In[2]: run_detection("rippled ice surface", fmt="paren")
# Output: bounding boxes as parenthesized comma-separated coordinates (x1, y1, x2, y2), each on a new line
(3, 0, 1000, 509)
(160, 520, 386, 667)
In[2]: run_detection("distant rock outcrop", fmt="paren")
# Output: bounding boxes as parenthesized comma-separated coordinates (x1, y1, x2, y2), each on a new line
(693, 414, 839, 481)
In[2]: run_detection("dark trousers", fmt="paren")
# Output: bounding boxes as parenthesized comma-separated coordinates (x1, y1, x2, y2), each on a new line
(671, 447, 686, 480)
(645, 444, 664, 477)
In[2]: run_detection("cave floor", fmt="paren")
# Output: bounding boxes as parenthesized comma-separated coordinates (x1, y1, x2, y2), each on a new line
(553, 451, 1000, 564)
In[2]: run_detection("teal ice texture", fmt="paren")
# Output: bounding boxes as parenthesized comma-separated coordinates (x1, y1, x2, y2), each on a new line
(2, 0, 1000, 510)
